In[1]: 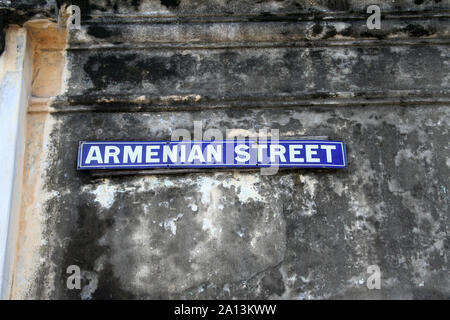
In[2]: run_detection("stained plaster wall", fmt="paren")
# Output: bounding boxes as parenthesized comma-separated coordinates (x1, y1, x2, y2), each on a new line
(0, 0, 449, 299)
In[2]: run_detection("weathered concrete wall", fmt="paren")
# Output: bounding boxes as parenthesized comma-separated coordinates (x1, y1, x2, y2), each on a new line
(2, 0, 450, 299)
(0, 0, 55, 54)
(19, 106, 450, 300)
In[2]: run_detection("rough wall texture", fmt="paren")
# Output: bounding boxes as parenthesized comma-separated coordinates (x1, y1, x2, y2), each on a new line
(0, 1, 55, 53)
(5, 0, 450, 299)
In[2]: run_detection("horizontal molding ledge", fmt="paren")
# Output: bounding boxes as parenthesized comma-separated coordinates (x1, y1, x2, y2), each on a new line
(83, 11, 450, 24)
(67, 37, 450, 51)
(29, 91, 450, 114)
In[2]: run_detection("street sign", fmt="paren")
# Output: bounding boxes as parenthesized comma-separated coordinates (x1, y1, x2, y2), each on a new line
(77, 140, 347, 170)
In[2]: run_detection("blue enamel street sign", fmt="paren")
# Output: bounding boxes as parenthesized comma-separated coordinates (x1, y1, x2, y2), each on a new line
(77, 140, 347, 170)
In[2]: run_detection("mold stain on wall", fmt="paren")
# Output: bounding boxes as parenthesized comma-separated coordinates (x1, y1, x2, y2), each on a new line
(2, 0, 449, 300)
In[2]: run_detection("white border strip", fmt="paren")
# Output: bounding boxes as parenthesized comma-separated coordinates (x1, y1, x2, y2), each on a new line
(78, 140, 347, 169)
